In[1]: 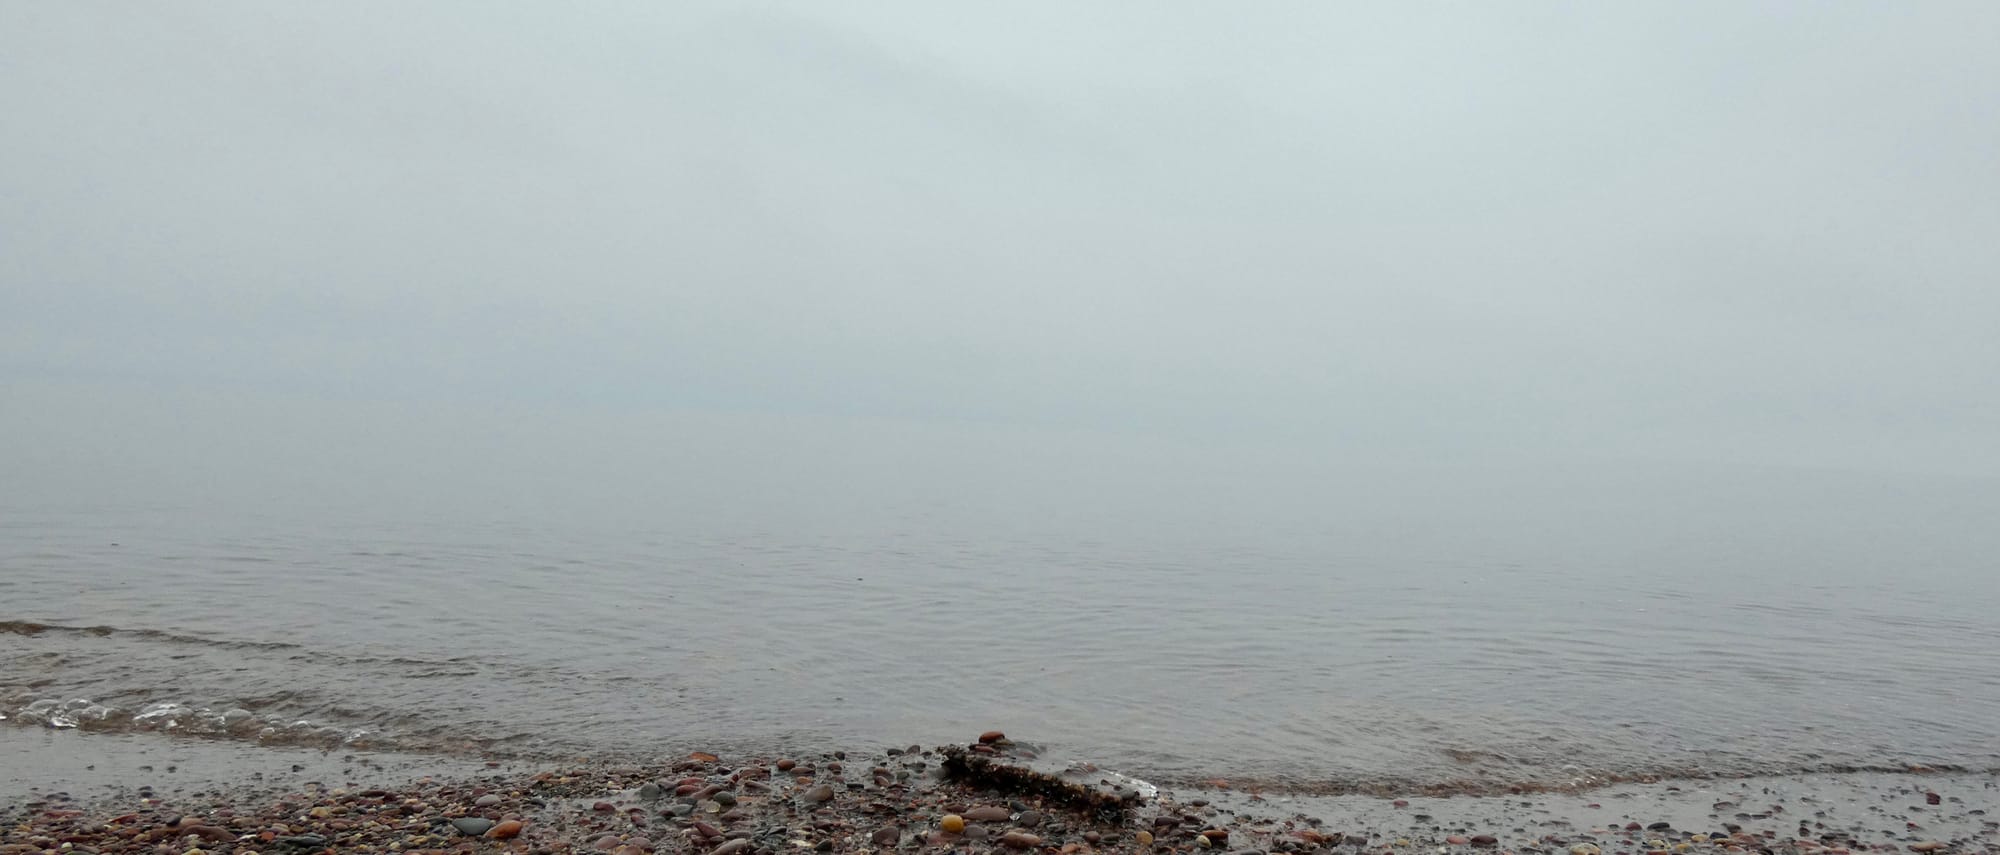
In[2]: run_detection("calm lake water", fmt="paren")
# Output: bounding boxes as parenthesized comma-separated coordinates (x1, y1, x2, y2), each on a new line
(4, 462, 1997, 792)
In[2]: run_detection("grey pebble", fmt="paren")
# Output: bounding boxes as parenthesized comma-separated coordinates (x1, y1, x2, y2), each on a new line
(450, 817, 496, 837)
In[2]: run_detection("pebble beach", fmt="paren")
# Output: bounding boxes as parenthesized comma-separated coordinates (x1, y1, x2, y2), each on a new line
(7, 731, 1996, 855)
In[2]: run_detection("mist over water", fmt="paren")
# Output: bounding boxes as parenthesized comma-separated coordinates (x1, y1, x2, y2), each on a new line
(5, 1, 2000, 798)
(5, 392, 1997, 792)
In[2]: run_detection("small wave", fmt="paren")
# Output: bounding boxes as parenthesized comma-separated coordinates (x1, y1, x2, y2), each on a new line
(0, 619, 302, 651)
(2, 619, 526, 675)
(1, 695, 400, 751)
(0, 688, 567, 761)
(0, 619, 574, 762)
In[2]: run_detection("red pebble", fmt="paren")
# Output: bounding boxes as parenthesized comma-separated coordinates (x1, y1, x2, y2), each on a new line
(593, 801, 616, 812)
(487, 820, 523, 839)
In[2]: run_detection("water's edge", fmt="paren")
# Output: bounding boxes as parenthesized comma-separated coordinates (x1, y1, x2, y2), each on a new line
(9, 725, 1999, 855)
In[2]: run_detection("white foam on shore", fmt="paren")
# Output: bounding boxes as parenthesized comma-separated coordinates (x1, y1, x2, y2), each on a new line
(2, 695, 390, 751)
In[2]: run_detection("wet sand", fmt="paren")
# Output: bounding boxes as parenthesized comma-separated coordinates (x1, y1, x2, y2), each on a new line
(4, 730, 1996, 854)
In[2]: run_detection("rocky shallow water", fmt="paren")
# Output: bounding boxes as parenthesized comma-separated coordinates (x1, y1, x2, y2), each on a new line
(5, 730, 1996, 855)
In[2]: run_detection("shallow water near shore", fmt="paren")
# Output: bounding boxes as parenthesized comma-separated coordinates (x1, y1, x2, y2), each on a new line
(4, 462, 1999, 793)
(0, 725, 542, 812)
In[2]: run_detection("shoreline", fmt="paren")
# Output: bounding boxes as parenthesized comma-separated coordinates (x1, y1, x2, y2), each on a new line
(6, 730, 1997, 855)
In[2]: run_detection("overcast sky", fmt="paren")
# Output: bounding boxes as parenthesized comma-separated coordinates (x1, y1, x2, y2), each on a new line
(4, 2, 1997, 502)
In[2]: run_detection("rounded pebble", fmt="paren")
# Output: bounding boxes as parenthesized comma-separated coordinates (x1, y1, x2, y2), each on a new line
(941, 815, 966, 834)
(1000, 831, 1041, 849)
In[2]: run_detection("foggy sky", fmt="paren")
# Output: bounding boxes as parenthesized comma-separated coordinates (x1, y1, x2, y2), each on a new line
(4, 2, 1998, 503)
